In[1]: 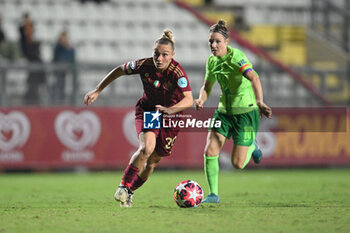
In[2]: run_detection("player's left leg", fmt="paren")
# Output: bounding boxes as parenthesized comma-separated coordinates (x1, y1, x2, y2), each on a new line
(252, 140, 262, 164)
(231, 109, 261, 168)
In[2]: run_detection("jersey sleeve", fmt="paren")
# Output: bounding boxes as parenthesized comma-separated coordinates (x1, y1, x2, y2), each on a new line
(204, 56, 216, 82)
(176, 71, 192, 92)
(232, 50, 253, 76)
(123, 59, 144, 75)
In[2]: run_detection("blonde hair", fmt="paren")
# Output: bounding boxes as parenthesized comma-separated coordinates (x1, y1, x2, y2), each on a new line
(155, 29, 175, 50)
(209, 19, 229, 38)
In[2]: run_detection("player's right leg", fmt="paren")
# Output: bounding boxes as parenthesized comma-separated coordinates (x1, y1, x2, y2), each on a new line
(117, 187, 134, 208)
(119, 152, 163, 207)
(115, 131, 157, 207)
(137, 152, 162, 183)
(202, 130, 226, 204)
(128, 151, 162, 198)
(129, 131, 157, 170)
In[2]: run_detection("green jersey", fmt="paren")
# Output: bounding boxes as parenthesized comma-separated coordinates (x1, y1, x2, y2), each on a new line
(205, 46, 258, 115)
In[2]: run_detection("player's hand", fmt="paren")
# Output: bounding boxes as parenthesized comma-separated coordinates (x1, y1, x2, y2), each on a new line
(84, 89, 100, 106)
(257, 101, 272, 119)
(194, 99, 204, 110)
(156, 105, 173, 115)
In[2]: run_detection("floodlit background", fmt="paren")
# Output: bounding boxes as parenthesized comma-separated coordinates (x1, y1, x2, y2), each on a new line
(0, 0, 349, 170)
(0, 0, 348, 107)
(0, 1, 350, 233)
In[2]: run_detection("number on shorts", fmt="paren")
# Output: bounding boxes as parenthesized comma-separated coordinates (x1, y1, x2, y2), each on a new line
(165, 136, 177, 149)
(243, 126, 254, 141)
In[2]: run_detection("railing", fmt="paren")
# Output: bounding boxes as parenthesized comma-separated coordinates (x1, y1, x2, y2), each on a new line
(0, 61, 335, 107)
(0, 61, 78, 106)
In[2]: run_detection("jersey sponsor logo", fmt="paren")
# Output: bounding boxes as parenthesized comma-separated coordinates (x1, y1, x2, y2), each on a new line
(177, 77, 188, 88)
(237, 59, 247, 67)
(143, 111, 161, 129)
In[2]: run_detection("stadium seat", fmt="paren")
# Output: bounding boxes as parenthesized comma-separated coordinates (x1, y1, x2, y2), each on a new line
(202, 11, 235, 28)
(246, 25, 278, 48)
(2, 20, 18, 41)
(1, 0, 241, 65)
(40, 42, 53, 62)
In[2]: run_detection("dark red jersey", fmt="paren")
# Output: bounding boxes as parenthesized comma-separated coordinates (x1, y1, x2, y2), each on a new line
(124, 58, 191, 112)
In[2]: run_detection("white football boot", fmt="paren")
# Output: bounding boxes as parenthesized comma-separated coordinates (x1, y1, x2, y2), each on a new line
(120, 190, 134, 208)
(114, 186, 134, 207)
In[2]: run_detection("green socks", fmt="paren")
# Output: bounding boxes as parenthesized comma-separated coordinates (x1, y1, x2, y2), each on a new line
(204, 155, 219, 195)
(242, 143, 256, 168)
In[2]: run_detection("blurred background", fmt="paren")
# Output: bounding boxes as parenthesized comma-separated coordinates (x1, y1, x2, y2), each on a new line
(0, 0, 349, 171)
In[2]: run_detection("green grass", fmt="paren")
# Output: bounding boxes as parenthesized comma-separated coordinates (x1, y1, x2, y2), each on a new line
(0, 169, 350, 233)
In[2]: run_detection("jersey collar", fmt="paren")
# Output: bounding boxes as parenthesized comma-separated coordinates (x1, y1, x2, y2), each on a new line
(217, 46, 233, 62)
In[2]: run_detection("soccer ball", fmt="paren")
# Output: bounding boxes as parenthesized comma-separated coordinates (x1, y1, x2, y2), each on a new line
(173, 180, 203, 208)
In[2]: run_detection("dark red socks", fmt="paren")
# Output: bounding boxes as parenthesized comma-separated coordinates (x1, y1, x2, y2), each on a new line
(131, 176, 147, 191)
(121, 164, 139, 188)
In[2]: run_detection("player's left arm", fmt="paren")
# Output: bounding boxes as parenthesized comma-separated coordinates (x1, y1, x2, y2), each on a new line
(156, 91, 193, 115)
(244, 70, 272, 118)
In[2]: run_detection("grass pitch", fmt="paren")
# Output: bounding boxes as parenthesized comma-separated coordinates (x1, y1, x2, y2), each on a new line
(0, 169, 349, 233)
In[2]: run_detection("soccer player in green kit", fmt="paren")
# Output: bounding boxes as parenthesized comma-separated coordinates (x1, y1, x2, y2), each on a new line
(195, 20, 272, 203)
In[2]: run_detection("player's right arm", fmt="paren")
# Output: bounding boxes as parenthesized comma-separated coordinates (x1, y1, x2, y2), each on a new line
(84, 65, 126, 105)
(195, 57, 215, 110)
(195, 80, 215, 110)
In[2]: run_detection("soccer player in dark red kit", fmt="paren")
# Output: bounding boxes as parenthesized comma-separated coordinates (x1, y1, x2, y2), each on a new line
(84, 30, 193, 207)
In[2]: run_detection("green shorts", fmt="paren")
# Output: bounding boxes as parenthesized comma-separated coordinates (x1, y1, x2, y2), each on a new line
(210, 109, 260, 146)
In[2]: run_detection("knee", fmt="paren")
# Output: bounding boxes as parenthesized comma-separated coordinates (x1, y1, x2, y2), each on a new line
(145, 161, 158, 170)
(139, 144, 154, 158)
(204, 145, 219, 157)
(232, 158, 245, 169)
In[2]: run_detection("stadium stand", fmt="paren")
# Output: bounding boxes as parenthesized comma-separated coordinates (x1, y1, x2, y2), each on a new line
(0, 0, 348, 106)
(199, 0, 349, 105)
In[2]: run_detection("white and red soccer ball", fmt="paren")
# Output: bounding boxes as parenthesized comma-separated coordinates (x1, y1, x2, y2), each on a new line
(174, 180, 203, 208)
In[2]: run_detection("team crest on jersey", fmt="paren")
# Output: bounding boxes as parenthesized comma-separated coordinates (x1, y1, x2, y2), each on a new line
(177, 77, 188, 88)
(145, 73, 149, 77)
(237, 59, 247, 66)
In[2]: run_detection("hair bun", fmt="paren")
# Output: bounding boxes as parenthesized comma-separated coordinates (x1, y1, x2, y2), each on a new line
(217, 20, 226, 27)
(162, 29, 174, 43)
(209, 19, 229, 38)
